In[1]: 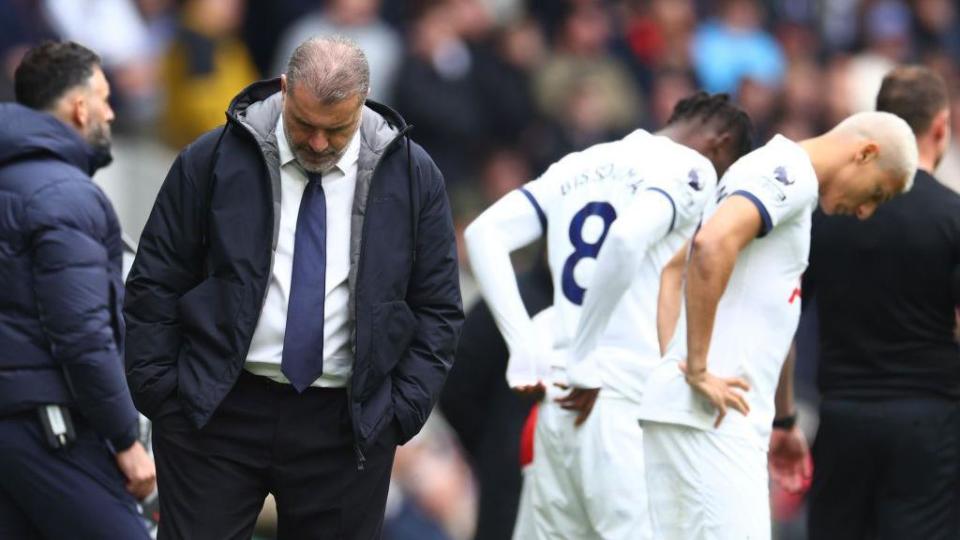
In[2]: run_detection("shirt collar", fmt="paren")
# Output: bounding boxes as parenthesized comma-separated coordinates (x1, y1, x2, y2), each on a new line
(276, 114, 362, 176)
(276, 114, 297, 168)
(335, 126, 361, 175)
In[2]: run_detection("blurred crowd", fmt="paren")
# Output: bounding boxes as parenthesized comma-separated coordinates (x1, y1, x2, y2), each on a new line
(3, 0, 960, 538)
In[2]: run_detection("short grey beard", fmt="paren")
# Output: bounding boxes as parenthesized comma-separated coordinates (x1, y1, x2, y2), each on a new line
(284, 127, 344, 174)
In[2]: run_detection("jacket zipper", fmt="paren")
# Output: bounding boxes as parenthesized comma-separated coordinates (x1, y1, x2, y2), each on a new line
(224, 113, 279, 365)
(349, 126, 411, 470)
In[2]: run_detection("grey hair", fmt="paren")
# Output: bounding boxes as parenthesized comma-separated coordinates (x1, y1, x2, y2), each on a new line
(286, 35, 370, 103)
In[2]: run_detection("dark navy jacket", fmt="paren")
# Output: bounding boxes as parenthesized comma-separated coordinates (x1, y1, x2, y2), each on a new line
(124, 79, 464, 454)
(0, 103, 139, 449)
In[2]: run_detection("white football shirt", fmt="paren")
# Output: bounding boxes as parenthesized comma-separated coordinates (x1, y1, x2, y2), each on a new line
(468, 129, 715, 388)
(638, 134, 819, 447)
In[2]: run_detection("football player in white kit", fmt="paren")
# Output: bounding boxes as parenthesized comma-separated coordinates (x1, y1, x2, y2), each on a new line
(464, 92, 753, 539)
(640, 111, 918, 540)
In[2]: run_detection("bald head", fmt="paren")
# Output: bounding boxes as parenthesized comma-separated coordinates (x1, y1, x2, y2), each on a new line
(286, 36, 370, 104)
(830, 111, 918, 193)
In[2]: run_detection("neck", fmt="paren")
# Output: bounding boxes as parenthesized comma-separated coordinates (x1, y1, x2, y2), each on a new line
(915, 135, 938, 174)
(799, 134, 843, 195)
(655, 123, 691, 144)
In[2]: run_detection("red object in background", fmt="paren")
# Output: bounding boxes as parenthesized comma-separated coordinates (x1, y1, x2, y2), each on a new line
(625, 17, 665, 65)
(519, 403, 539, 467)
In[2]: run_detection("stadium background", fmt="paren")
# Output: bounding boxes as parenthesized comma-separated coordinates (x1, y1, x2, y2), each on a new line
(2, 0, 959, 538)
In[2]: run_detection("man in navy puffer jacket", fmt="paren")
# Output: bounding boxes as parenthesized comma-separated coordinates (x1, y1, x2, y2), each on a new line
(0, 41, 154, 538)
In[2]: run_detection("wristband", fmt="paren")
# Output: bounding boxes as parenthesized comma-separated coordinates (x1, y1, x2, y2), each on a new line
(772, 413, 797, 430)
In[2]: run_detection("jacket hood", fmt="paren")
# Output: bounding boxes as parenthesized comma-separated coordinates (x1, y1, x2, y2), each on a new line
(0, 103, 110, 175)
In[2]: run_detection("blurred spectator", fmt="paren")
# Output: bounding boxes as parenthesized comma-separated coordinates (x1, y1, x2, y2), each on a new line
(392, 418, 477, 539)
(391, 0, 495, 185)
(533, 2, 642, 155)
(0, 0, 57, 101)
(690, 0, 786, 95)
(472, 19, 546, 148)
(478, 147, 530, 203)
(818, 0, 860, 52)
(242, 0, 317, 74)
(159, 0, 258, 148)
(271, 0, 403, 103)
(646, 68, 696, 129)
(845, 0, 911, 113)
(913, 0, 960, 61)
(43, 0, 151, 70)
(822, 55, 856, 127)
(621, 0, 697, 75)
(737, 76, 780, 140)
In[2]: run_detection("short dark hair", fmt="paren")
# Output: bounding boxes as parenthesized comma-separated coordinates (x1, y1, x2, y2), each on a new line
(14, 41, 101, 111)
(667, 91, 754, 160)
(876, 65, 948, 136)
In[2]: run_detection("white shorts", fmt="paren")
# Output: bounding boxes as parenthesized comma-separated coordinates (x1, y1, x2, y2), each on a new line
(642, 422, 770, 540)
(524, 385, 652, 539)
(513, 464, 537, 540)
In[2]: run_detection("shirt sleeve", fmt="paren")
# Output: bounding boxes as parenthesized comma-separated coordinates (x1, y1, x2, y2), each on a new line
(723, 163, 812, 237)
(518, 156, 577, 229)
(567, 189, 676, 388)
(464, 189, 549, 387)
(644, 157, 717, 233)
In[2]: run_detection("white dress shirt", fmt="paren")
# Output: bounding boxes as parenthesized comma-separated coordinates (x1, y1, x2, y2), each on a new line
(244, 115, 360, 387)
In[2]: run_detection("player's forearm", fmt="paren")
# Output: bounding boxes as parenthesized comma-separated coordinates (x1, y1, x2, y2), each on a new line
(657, 246, 687, 355)
(774, 344, 797, 418)
(685, 235, 738, 374)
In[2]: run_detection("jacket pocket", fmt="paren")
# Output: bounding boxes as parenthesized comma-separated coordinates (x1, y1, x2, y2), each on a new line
(176, 277, 245, 364)
(366, 300, 417, 384)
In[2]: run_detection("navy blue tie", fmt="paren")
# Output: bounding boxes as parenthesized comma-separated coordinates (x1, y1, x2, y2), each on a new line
(282, 172, 326, 392)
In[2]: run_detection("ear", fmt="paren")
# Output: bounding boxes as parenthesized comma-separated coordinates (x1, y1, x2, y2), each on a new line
(710, 130, 732, 154)
(932, 108, 950, 144)
(856, 141, 880, 165)
(72, 94, 89, 130)
(280, 74, 287, 96)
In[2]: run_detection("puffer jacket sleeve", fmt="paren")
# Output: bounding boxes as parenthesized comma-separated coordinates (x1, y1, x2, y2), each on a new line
(390, 144, 465, 443)
(124, 137, 210, 418)
(26, 178, 139, 450)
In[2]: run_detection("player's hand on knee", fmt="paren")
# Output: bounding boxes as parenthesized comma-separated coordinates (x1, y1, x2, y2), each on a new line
(116, 441, 157, 501)
(681, 363, 750, 427)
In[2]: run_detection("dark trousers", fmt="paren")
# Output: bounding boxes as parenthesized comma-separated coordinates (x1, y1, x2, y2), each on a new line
(153, 370, 398, 540)
(808, 397, 960, 540)
(0, 411, 150, 539)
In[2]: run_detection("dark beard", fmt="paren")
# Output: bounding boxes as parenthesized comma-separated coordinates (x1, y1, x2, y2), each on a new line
(87, 121, 113, 165)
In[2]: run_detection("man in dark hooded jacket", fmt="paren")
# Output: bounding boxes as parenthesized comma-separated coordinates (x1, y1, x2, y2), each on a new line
(0, 41, 155, 538)
(125, 36, 463, 538)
